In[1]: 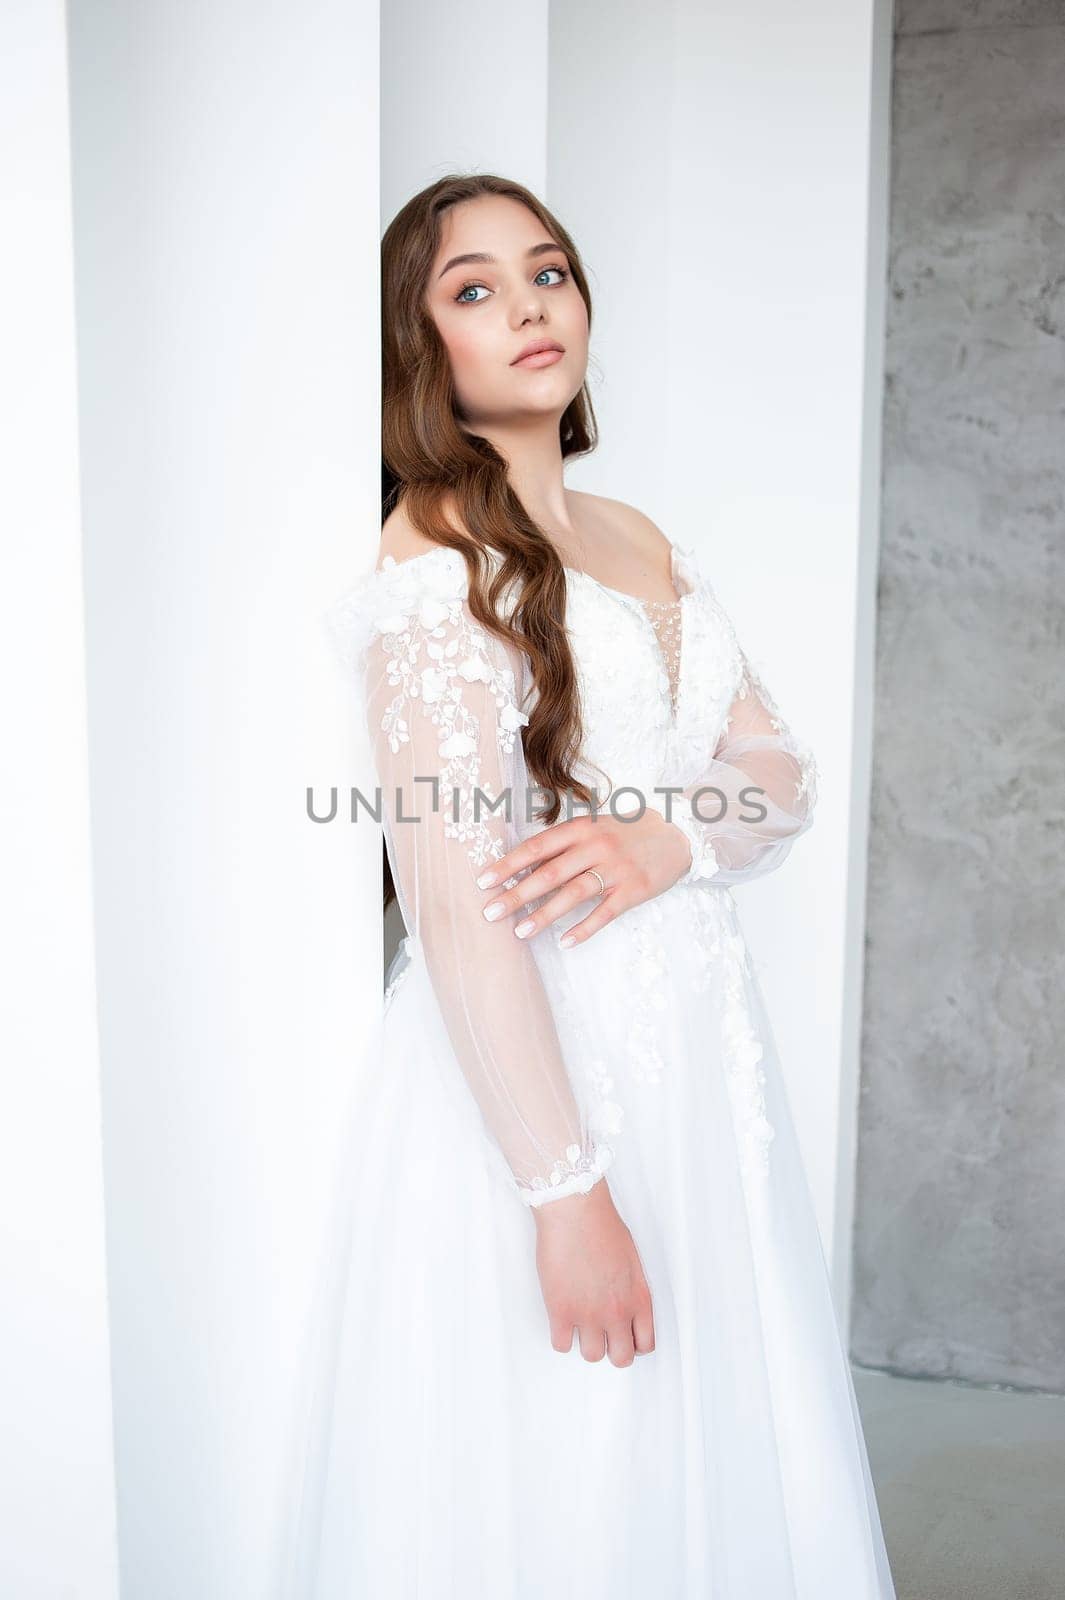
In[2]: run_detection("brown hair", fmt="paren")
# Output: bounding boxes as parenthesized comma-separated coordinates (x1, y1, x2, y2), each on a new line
(380, 173, 605, 910)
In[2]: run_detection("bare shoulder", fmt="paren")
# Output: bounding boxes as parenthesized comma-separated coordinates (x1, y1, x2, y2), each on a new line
(376, 499, 433, 568)
(568, 488, 673, 566)
(377, 492, 464, 569)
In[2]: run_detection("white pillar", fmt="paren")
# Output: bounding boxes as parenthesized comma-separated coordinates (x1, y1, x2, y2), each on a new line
(65, 2, 381, 1593)
(381, 0, 550, 246)
(0, 4, 120, 1596)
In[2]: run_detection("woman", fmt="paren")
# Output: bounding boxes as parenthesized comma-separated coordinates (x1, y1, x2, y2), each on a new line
(296, 173, 897, 1597)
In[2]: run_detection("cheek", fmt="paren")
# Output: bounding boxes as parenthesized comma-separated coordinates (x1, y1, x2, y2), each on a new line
(566, 293, 590, 342)
(444, 320, 487, 368)
(439, 316, 500, 396)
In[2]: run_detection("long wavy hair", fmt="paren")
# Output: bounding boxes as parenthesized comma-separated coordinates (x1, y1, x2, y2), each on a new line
(380, 173, 606, 911)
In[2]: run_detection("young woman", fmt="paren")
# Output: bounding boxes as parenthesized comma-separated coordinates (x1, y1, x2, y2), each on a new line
(297, 173, 897, 1597)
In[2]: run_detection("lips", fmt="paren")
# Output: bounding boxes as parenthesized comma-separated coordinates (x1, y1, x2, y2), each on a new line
(511, 339, 565, 366)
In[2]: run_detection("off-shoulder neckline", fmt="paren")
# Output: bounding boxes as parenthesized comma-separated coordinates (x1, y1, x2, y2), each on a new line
(372, 535, 697, 609)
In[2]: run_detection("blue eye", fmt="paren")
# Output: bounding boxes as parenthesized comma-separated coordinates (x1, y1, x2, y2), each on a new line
(453, 264, 570, 304)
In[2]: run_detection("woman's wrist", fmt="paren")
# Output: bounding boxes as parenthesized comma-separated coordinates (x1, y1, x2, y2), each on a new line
(531, 1173, 614, 1227)
(637, 799, 698, 885)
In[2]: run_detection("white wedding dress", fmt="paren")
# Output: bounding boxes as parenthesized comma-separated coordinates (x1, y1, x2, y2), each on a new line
(287, 535, 897, 1598)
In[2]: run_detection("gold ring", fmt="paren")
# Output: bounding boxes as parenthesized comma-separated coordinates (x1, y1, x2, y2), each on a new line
(587, 867, 606, 897)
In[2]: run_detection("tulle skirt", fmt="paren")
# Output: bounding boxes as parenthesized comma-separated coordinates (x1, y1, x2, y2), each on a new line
(282, 885, 896, 1599)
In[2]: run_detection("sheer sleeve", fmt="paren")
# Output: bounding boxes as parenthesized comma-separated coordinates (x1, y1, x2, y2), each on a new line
(323, 548, 615, 1209)
(655, 598, 820, 890)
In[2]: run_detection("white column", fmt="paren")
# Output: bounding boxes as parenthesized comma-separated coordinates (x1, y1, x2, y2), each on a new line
(0, 4, 120, 1597)
(549, 0, 892, 1326)
(65, 2, 381, 1594)
(381, 0, 550, 221)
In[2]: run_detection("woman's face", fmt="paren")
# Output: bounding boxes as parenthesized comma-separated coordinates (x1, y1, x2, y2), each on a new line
(425, 194, 589, 432)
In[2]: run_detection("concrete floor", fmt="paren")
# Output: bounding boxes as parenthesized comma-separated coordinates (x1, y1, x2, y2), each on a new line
(853, 1365, 1065, 1600)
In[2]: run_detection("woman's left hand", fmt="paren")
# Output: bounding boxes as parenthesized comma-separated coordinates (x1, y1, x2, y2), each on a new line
(476, 808, 692, 949)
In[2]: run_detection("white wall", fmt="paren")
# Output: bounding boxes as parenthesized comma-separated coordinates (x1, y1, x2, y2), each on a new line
(65, 2, 381, 1593)
(0, 4, 120, 1596)
(548, 0, 892, 1325)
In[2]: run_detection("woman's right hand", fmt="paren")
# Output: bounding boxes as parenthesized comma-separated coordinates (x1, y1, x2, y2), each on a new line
(532, 1181, 656, 1365)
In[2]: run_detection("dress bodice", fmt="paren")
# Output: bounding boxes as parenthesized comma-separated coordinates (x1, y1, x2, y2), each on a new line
(324, 535, 750, 824)
(541, 540, 747, 816)
(643, 597, 684, 715)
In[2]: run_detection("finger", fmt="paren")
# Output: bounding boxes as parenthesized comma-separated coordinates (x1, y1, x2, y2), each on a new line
(475, 816, 589, 893)
(549, 1315, 575, 1354)
(511, 869, 629, 943)
(632, 1302, 656, 1355)
(606, 1321, 637, 1368)
(556, 892, 624, 949)
(481, 847, 613, 932)
(577, 1322, 607, 1363)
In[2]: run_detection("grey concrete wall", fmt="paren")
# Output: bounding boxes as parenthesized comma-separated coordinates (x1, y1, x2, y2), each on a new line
(851, 0, 1065, 1390)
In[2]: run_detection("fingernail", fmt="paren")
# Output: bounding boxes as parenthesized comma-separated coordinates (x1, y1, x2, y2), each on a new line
(514, 919, 535, 939)
(483, 902, 505, 922)
(477, 870, 497, 888)
(559, 934, 576, 949)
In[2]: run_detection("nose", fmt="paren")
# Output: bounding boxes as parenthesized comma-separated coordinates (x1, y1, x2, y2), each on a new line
(512, 283, 550, 327)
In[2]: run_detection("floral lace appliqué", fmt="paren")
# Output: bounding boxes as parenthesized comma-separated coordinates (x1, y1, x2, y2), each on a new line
(720, 928, 774, 1178)
(690, 901, 774, 1178)
(521, 1141, 615, 1207)
(377, 591, 528, 878)
(626, 900, 671, 1085)
(726, 646, 821, 817)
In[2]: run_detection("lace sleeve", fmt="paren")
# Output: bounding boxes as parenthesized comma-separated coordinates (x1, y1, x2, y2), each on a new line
(655, 598, 820, 889)
(323, 549, 615, 1208)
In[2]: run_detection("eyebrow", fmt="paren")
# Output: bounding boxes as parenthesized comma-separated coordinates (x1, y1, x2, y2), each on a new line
(436, 241, 565, 280)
